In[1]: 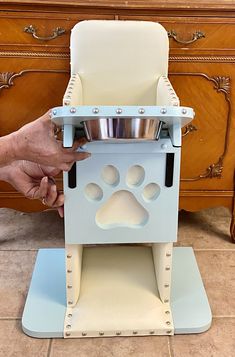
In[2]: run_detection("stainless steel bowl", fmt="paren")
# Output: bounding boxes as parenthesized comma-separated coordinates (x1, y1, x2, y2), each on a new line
(83, 118, 162, 141)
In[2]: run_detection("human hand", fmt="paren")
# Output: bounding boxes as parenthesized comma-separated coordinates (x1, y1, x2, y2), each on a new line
(4, 161, 65, 217)
(12, 110, 90, 171)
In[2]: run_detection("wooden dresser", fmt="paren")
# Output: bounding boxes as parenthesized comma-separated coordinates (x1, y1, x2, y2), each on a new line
(0, 0, 234, 241)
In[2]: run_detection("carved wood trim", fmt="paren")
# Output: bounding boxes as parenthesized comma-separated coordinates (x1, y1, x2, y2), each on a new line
(0, 72, 15, 88)
(0, 51, 69, 59)
(1, 51, 235, 63)
(0, 69, 69, 91)
(169, 56, 235, 63)
(169, 72, 231, 182)
(179, 190, 234, 197)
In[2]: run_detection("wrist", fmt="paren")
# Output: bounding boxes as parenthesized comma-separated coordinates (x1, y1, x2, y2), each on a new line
(0, 163, 14, 183)
(0, 132, 19, 167)
(3, 132, 20, 162)
(9, 131, 22, 161)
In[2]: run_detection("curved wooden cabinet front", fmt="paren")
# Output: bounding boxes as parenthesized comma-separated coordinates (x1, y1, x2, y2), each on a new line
(0, 57, 69, 211)
(169, 68, 234, 190)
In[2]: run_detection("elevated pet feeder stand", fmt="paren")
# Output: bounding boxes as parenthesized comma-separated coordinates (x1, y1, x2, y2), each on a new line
(22, 20, 211, 338)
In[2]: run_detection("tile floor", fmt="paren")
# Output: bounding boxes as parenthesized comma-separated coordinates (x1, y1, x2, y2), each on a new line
(0, 207, 234, 357)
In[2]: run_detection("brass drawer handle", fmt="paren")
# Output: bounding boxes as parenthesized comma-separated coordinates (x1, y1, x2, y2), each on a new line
(182, 124, 197, 137)
(168, 30, 205, 44)
(24, 25, 66, 41)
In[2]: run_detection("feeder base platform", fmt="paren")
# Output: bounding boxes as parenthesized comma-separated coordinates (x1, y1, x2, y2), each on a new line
(22, 247, 212, 338)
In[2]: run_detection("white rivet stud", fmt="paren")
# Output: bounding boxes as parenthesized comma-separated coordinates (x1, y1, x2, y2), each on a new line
(68, 301, 73, 305)
(67, 255, 72, 259)
(138, 108, 145, 114)
(164, 284, 170, 288)
(64, 100, 70, 106)
(52, 110, 57, 115)
(161, 144, 167, 150)
(166, 321, 171, 325)
(166, 330, 172, 334)
(116, 331, 121, 336)
(67, 270, 72, 273)
(182, 108, 187, 114)
(99, 332, 104, 336)
(164, 299, 169, 303)
(66, 324, 71, 329)
(68, 313, 72, 318)
(93, 107, 99, 114)
(82, 332, 87, 336)
(149, 330, 155, 335)
(133, 331, 138, 335)
(160, 108, 167, 114)
(67, 285, 72, 289)
(65, 332, 71, 337)
(116, 108, 122, 114)
(166, 253, 171, 257)
(165, 311, 170, 314)
(70, 107, 76, 114)
(165, 266, 170, 271)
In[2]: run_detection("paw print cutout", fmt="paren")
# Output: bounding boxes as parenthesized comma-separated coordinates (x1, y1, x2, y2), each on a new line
(84, 165, 161, 229)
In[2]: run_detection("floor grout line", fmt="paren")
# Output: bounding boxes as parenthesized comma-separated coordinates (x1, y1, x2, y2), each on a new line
(0, 317, 21, 320)
(0, 247, 234, 251)
(47, 339, 53, 357)
(167, 336, 174, 357)
(167, 336, 172, 357)
(193, 248, 235, 251)
(212, 315, 235, 318)
(0, 249, 39, 252)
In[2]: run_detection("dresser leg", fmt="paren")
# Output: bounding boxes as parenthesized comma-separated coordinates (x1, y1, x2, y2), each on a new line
(231, 197, 235, 243)
(231, 218, 235, 242)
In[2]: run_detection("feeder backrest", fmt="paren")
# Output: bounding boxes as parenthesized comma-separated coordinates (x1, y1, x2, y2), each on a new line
(70, 20, 169, 106)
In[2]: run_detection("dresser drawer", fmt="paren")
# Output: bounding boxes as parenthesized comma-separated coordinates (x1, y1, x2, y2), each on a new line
(0, 13, 114, 50)
(119, 15, 235, 51)
(164, 20, 235, 51)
